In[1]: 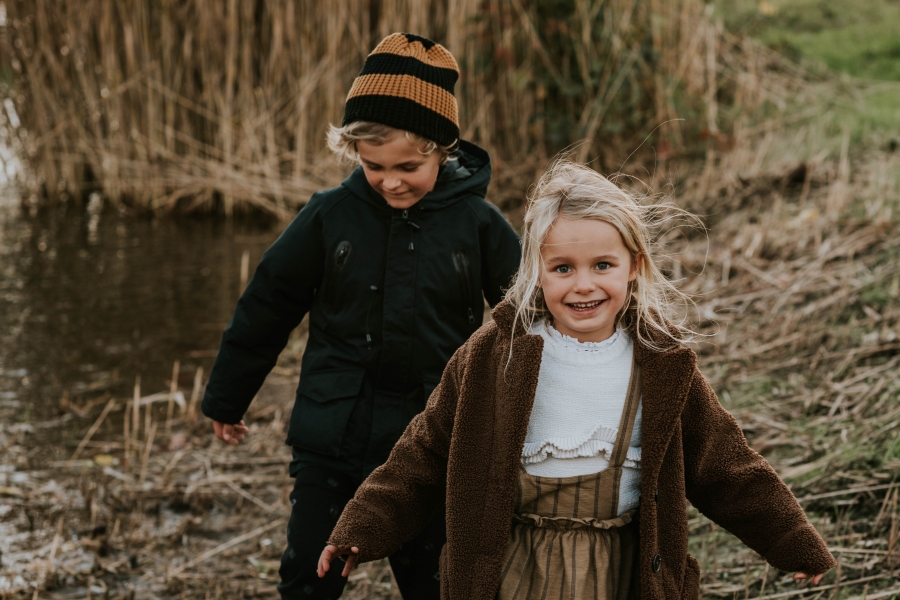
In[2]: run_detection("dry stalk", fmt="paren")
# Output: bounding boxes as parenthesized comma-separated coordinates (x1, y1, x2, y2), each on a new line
(71, 397, 116, 460)
(0, 0, 803, 216)
(165, 360, 180, 434)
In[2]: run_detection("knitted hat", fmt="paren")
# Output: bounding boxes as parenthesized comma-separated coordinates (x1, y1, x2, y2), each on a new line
(342, 33, 460, 147)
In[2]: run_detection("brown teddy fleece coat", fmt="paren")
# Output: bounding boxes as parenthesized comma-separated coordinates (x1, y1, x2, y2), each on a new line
(329, 301, 836, 599)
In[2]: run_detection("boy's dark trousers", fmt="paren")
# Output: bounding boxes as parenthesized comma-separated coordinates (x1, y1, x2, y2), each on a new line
(277, 381, 444, 600)
(277, 465, 444, 599)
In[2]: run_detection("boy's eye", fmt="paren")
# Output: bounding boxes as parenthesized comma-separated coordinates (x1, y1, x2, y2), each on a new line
(554, 265, 572, 274)
(596, 262, 611, 270)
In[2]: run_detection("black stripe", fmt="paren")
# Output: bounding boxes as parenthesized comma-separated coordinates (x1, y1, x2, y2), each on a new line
(358, 54, 458, 93)
(404, 33, 436, 49)
(343, 95, 458, 146)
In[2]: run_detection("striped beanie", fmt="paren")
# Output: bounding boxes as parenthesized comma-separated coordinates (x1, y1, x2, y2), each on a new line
(342, 33, 460, 147)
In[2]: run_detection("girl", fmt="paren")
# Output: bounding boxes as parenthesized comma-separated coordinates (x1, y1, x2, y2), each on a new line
(319, 160, 835, 599)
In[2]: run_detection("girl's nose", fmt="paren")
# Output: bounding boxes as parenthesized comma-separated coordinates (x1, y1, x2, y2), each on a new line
(572, 272, 595, 293)
(383, 176, 402, 190)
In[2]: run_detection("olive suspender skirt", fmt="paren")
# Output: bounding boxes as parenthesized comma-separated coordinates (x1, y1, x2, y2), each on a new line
(497, 363, 642, 600)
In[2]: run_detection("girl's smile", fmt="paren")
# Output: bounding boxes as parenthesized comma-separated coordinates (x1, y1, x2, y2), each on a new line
(540, 217, 638, 343)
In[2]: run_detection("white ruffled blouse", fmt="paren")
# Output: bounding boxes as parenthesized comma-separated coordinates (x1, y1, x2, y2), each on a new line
(523, 319, 642, 513)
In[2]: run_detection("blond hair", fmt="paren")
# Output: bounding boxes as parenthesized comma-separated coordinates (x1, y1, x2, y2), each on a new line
(327, 121, 453, 165)
(506, 159, 698, 352)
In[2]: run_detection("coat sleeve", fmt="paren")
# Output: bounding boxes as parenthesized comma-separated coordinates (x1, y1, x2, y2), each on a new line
(200, 195, 326, 425)
(479, 203, 521, 307)
(328, 344, 464, 562)
(682, 368, 836, 575)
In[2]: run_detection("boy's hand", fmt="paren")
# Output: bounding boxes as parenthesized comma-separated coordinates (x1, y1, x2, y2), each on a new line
(212, 419, 249, 445)
(318, 545, 359, 578)
(793, 572, 825, 585)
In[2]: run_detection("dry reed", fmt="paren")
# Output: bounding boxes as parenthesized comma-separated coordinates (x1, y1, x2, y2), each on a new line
(0, 0, 804, 217)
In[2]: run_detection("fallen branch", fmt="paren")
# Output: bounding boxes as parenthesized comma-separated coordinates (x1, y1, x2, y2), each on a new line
(71, 398, 116, 460)
(797, 483, 896, 504)
(166, 517, 286, 578)
(748, 573, 892, 600)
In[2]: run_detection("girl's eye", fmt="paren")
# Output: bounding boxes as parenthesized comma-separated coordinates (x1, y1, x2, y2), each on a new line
(554, 265, 572, 274)
(401, 166, 418, 173)
(596, 262, 611, 271)
(366, 165, 382, 171)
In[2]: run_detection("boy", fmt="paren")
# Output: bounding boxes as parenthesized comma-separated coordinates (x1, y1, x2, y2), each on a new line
(201, 33, 521, 599)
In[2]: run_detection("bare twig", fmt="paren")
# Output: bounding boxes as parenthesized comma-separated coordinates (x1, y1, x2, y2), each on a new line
(71, 398, 117, 461)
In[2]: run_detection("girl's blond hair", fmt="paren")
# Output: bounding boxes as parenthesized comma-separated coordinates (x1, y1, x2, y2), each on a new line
(327, 121, 453, 165)
(506, 158, 698, 351)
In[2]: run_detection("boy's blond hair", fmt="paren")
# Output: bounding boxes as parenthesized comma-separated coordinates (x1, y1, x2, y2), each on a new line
(327, 121, 454, 166)
(506, 159, 698, 351)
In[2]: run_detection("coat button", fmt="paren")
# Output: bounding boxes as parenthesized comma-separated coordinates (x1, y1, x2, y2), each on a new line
(652, 554, 661, 572)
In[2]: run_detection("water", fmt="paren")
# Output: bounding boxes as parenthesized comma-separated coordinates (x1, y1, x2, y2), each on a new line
(0, 190, 280, 429)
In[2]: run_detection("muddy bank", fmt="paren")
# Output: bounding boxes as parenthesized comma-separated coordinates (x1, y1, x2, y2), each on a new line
(3, 147, 900, 598)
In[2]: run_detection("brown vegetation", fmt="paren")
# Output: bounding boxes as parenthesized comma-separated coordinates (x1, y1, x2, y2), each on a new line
(2, 0, 802, 217)
(0, 1, 898, 599)
(2, 144, 898, 597)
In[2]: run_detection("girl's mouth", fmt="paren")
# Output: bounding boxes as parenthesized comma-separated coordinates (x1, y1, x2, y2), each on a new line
(566, 300, 605, 312)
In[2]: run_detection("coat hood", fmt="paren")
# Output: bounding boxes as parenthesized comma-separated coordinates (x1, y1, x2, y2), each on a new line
(342, 139, 492, 211)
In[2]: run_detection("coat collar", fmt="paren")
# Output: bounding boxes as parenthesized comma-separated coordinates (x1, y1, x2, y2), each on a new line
(490, 299, 698, 480)
(490, 299, 693, 365)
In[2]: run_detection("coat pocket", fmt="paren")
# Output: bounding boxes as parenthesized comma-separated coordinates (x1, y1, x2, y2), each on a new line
(452, 250, 476, 324)
(326, 241, 352, 307)
(288, 368, 365, 456)
(682, 553, 700, 600)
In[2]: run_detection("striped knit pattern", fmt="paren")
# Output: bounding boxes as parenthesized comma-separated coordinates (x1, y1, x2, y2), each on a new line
(343, 33, 460, 147)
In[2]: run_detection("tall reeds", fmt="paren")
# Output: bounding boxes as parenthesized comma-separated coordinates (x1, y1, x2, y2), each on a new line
(0, 0, 798, 217)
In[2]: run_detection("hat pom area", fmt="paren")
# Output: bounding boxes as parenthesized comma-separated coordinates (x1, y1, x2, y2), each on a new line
(342, 33, 460, 147)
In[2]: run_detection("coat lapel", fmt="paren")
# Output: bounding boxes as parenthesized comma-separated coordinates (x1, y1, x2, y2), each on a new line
(489, 302, 544, 473)
(635, 345, 697, 480)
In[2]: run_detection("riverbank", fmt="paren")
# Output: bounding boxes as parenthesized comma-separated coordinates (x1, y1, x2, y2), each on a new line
(2, 139, 898, 597)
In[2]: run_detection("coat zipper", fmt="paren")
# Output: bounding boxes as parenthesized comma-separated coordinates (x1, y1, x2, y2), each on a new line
(453, 250, 476, 324)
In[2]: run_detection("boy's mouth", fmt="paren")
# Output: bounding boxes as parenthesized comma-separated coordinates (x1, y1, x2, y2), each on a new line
(566, 300, 605, 312)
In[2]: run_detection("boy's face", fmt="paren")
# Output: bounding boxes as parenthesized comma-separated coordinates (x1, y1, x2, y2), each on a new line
(357, 135, 442, 209)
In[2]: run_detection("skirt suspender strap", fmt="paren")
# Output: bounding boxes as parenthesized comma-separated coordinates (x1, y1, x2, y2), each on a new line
(600, 357, 642, 517)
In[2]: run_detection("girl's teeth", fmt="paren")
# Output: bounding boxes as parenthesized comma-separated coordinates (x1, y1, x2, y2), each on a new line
(571, 301, 601, 309)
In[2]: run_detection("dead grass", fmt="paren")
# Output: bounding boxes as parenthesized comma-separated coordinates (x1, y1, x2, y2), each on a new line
(0, 0, 813, 218)
(0, 2, 898, 598)
(2, 143, 898, 596)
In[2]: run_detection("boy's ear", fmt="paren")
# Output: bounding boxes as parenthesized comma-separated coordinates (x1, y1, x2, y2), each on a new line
(628, 253, 643, 282)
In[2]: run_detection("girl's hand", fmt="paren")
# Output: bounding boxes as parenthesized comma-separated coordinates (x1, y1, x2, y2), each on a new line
(212, 419, 249, 445)
(793, 572, 825, 585)
(318, 545, 360, 578)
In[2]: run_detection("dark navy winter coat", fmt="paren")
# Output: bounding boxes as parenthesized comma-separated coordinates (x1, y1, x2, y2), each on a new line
(202, 141, 521, 461)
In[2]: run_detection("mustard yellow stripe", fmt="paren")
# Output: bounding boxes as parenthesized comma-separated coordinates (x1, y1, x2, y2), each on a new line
(370, 37, 459, 72)
(347, 74, 458, 125)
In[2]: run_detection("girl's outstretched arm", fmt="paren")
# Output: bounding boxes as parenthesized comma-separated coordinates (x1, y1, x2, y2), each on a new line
(325, 345, 466, 564)
(681, 367, 837, 577)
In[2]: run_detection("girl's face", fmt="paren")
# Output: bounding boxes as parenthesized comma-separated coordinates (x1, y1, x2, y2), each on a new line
(357, 136, 442, 209)
(540, 216, 639, 343)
